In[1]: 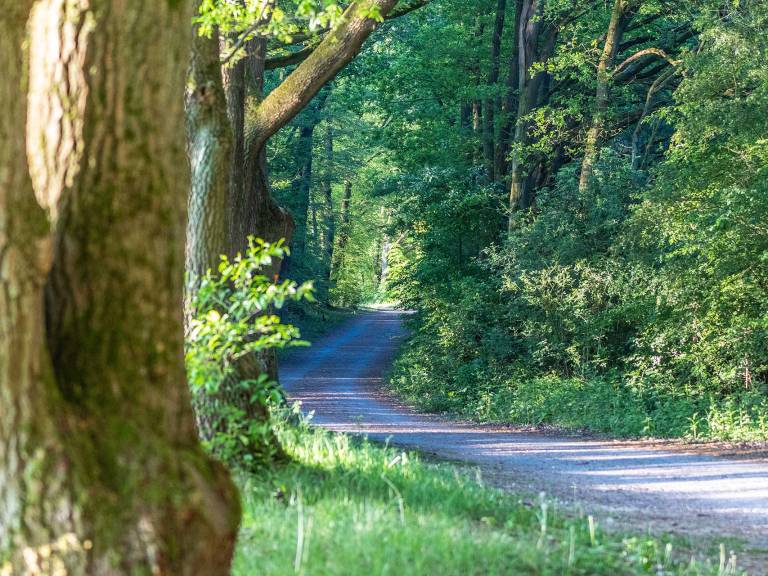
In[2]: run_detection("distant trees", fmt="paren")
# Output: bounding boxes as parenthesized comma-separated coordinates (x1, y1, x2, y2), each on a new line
(316, 0, 768, 440)
(1, 1, 239, 572)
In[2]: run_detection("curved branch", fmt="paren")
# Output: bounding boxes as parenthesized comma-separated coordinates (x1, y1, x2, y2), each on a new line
(247, 0, 400, 152)
(613, 47, 680, 76)
(265, 45, 316, 69)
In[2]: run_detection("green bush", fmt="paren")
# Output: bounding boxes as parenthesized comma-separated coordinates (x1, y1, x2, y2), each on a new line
(186, 237, 314, 465)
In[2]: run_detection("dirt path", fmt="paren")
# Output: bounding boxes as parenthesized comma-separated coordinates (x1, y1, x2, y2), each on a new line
(280, 310, 768, 567)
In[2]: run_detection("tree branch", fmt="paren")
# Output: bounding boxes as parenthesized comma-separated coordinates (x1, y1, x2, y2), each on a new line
(247, 0, 400, 151)
(269, 0, 430, 48)
(222, 0, 276, 64)
(386, 0, 431, 19)
(262, 1, 431, 70)
(613, 47, 681, 76)
(265, 45, 316, 69)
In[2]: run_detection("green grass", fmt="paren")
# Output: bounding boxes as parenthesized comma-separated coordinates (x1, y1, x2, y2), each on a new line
(233, 412, 744, 575)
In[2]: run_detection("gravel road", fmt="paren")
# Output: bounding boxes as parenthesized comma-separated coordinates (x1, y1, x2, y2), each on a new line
(280, 309, 768, 570)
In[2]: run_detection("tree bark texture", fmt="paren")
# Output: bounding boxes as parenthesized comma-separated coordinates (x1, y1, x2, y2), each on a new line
(1, 1, 240, 573)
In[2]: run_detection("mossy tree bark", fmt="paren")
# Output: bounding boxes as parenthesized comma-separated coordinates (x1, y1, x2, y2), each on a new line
(0, 3, 79, 571)
(1, 1, 240, 573)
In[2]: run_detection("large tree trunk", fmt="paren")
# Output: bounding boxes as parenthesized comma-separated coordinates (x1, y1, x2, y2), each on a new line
(578, 0, 634, 191)
(0, 3, 78, 571)
(186, 30, 289, 465)
(2, 1, 240, 573)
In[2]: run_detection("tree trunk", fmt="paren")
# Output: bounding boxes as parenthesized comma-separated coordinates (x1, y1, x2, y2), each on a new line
(0, 3, 78, 571)
(2, 1, 239, 573)
(496, 0, 524, 179)
(291, 123, 316, 268)
(186, 29, 234, 290)
(578, 0, 633, 192)
(323, 121, 336, 280)
(483, 0, 507, 180)
(508, 0, 553, 228)
(330, 179, 353, 281)
(291, 90, 330, 269)
(186, 30, 289, 465)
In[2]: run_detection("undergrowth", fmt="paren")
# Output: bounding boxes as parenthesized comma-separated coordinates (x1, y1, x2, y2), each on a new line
(390, 344, 768, 442)
(233, 410, 745, 575)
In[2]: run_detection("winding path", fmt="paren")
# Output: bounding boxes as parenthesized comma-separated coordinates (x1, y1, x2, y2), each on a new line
(280, 309, 768, 567)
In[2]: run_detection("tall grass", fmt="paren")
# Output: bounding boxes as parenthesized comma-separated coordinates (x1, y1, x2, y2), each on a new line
(233, 410, 745, 575)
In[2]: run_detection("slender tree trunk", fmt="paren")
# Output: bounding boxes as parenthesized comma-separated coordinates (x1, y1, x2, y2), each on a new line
(483, 0, 507, 180)
(323, 121, 336, 280)
(292, 123, 317, 266)
(331, 179, 353, 281)
(508, 0, 549, 228)
(472, 100, 483, 133)
(496, 0, 524, 179)
(310, 190, 319, 251)
(2, 1, 239, 573)
(378, 209, 392, 288)
(291, 91, 329, 268)
(518, 28, 557, 196)
(372, 235, 383, 285)
(578, 0, 633, 191)
(631, 67, 676, 169)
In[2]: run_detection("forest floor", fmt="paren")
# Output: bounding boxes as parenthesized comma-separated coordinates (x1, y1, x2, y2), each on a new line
(280, 309, 768, 572)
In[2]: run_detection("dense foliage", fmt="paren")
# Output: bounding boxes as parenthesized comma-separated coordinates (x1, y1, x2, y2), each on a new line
(275, 0, 768, 440)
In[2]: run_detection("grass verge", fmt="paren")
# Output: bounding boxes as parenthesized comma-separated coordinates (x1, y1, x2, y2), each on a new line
(233, 411, 745, 575)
